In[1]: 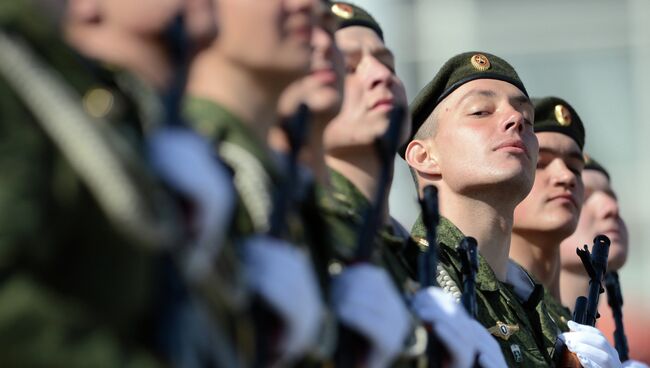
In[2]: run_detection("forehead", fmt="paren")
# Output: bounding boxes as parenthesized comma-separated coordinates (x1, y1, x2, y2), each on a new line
(335, 26, 385, 52)
(583, 170, 611, 191)
(536, 132, 581, 157)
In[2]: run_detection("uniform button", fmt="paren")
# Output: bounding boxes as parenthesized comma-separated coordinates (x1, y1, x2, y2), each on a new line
(83, 87, 114, 118)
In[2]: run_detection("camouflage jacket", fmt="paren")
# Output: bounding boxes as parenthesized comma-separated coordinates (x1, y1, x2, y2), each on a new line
(543, 287, 572, 333)
(412, 216, 562, 367)
(319, 170, 426, 365)
(0, 1, 176, 366)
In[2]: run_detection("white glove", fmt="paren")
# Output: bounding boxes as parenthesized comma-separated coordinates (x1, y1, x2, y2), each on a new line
(622, 360, 650, 368)
(332, 264, 411, 368)
(412, 287, 506, 368)
(561, 320, 622, 368)
(242, 235, 324, 362)
(148, 127, 235, 280)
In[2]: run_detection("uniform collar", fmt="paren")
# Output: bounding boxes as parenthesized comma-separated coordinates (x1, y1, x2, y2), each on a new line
(183, 96, 280, 179)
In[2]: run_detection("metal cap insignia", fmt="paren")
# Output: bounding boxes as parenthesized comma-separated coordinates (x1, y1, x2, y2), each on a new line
(554, 104, 572, 126)
(470, 54, 491, 71)
(332, 3, 354, 19)
(488, 321, 520, 341)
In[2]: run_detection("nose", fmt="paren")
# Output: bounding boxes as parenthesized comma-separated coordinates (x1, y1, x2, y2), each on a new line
(502, 108, 525, 134)
(599, 194, 620, 219)
(366, 57, 394, 90)
(551, 160, 578, 190)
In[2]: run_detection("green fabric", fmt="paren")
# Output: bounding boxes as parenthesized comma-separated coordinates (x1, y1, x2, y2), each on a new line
(402, 51, 528, 157)
(184, 96, 282, 237)
(330, 2, 383, 40)
(532, 96, 586, 150)
(542, 288, 572, 333)
(584, 154, 610, 180)
(411, 216, 561, 367)
(319, 170, 423, 366)
(0, 1, 167, 365)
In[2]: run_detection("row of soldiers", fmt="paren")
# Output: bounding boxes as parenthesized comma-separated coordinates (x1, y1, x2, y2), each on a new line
(0, 0, 645, 366)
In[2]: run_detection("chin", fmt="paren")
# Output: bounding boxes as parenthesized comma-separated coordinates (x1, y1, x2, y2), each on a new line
(606, 244, 628, 271)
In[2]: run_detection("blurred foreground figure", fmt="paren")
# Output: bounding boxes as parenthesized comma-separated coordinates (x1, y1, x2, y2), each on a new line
(0, 0, 192, 365)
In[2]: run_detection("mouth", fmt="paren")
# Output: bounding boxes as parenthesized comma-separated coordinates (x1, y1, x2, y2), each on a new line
(310, 68, 337, 84)
(548, 193, 578, 208)
(288, 24, 312, 44)
(494, 139, 528, 156)
(371, 98, 395, 111)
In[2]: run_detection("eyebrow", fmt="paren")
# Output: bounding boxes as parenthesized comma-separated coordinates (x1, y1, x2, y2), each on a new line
(539, 147, 585, 163)
(456, 89, 497, 107)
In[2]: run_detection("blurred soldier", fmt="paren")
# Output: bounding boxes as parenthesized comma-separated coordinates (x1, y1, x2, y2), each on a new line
(559, 156, 649, 368)
(403, 51, 562, 366)
(510, 98, 622, 368)
(0, 0, 198, 365)
(184, 0, 327, 365)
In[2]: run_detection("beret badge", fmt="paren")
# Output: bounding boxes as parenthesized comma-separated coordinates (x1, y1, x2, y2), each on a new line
(554, 104, 572, 126)
(331, 3, 354, 19)
(470, 54, 491, 71)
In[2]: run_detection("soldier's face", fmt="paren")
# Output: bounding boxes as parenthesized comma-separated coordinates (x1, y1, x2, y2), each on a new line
(560, 170, 628, 272)
(324, 26, 409, 153)
(278, 8, 344, 123)
(216, 0, 318, 77)
(513, 132, 585, 239)
(429, 79, 537, 200)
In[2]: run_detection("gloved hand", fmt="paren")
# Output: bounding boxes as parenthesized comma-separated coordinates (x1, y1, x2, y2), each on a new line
(412, 287, 506, 368)
(242, 235, 324, 362)
(331, 264, 411, 368)
(148, 127, 235, 280)
(561, 320, 622, 368)
(622, 360, 650, 368)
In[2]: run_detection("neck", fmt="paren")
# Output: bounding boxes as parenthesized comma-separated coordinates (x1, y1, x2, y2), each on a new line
(559, 268, 591, 311)
(64, 27, 172, 91)
(510, 231, 562, 300)
(187, 49, 284, 143)
(326, 150, 391, 224)
(437, 187, 517, 281)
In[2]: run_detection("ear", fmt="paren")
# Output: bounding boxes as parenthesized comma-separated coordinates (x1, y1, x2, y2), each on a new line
(67, 0, 100, 24)
(405, 139, 441, 177)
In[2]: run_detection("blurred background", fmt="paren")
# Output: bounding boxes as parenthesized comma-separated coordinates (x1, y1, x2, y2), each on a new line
(351, 0, 650, 361)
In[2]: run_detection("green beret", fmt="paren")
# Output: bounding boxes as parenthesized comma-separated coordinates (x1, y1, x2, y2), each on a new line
(584, 154, 610, 181)
(532, 96, 585, 151)
(330, 2, 383, 41)
(401, 51, 527, 157)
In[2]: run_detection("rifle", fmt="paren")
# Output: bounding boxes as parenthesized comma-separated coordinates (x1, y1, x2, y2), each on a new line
(417, 185, 450, 368)
(458, 237, 479, 319)
(253, 104, 311, 368)
(335, 105, 405, 367)
(605, 271, 629, 362)
(555, 235, 611, 367)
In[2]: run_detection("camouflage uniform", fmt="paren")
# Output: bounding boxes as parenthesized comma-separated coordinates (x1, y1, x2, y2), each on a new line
(543, 287, 572, 333)
(319, 170, 425, 365)
(0, 1, 177, 366)
(412, 216, 562, 367)
(184, 96, 332, 364)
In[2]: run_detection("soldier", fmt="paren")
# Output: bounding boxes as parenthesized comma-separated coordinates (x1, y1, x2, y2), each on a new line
(0, 0, 199, 365)
(510, 97, 623, 368)
(403, 51, 561, 366)
(559, 157, 649, 368)
(184, 0, 327, 365)
(559, 156, 626, 305)
(322, 4, 505, 367)
(510, 96, 587, 332)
